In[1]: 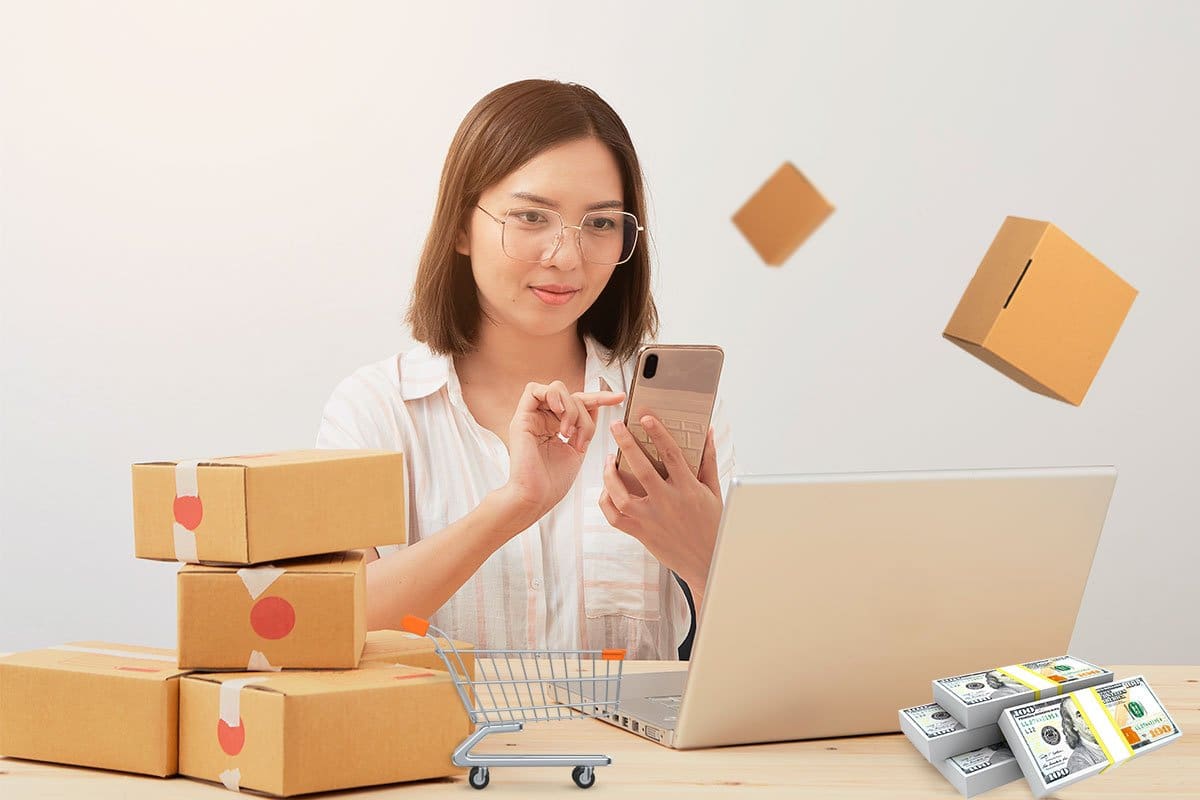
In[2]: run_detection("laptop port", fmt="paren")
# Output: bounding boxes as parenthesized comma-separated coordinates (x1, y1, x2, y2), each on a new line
(643, 725, 663, 742)
(631, 720, 639, 733)
(621, 716, 629, 727)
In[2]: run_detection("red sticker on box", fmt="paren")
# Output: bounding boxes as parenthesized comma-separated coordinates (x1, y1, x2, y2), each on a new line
(217, 717, 246, 756)
(250, 596, 296, 639)
(173, 495, 203, 531)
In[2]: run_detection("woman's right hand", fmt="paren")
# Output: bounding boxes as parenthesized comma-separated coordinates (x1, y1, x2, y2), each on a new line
(494, 380, 625, 532)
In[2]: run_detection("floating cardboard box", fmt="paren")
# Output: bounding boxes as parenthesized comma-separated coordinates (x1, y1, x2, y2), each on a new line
(179, 662, 470, 795)
(944, 216, 1137, 405)
(133, 449, 406, 564)
(179, 552, 366, 671)
(732, 161, 834, 265)
(0, 641, 188, 776)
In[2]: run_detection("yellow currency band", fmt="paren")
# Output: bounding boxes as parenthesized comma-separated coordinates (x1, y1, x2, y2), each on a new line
(997, 664, 1059, 700)
(1074, 687, 1135, 773)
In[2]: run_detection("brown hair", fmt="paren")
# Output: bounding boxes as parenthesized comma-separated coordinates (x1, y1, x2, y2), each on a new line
(405, 79, 658, 365)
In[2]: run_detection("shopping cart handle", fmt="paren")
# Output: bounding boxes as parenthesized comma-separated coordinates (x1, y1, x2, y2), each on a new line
(400, 614, 429, 636)
(601, 649, 626, 661)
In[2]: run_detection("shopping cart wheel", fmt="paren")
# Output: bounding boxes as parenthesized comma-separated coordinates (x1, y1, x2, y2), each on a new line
(468, 766, 490, 790)
(571, 765, 595, 789)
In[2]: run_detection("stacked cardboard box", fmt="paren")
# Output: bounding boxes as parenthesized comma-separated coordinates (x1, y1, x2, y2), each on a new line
(1, 448, 479, 796)
(0, 642, 187, 777)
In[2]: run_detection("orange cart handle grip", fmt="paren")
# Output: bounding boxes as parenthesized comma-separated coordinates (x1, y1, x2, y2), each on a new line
(400, 614, 430, 636)
(601, 649, 626, 661)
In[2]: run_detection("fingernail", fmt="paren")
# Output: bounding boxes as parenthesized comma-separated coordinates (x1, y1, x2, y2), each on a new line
(610, 420, 621, 432)
(641, 416, 654, 429)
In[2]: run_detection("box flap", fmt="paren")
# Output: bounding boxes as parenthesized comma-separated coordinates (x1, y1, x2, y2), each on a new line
(362, 628, 473, 659)
(944, 216, 1051, 345)
(943, 333, 1070, 402)
(133, 450, 397, 469)
(0, 641, 188, 680)
(183, 663, 448, 697)
(207, 450, 397, 468)
(180, 550, 362, 576)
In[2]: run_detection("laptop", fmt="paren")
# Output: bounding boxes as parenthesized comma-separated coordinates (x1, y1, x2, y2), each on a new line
(553, 466, 1117, 749)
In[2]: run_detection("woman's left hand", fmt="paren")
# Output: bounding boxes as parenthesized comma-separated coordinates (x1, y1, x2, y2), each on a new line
(598, 415, 723, 598)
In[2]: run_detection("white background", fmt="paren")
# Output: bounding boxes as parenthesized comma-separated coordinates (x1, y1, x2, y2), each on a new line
(2, 1, 1197, 663)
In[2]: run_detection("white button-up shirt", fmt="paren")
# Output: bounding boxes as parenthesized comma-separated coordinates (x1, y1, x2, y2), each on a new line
(315, 335, 736, 660)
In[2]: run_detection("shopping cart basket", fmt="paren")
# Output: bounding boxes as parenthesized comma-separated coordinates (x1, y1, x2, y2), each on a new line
(400, 614, 626, 790)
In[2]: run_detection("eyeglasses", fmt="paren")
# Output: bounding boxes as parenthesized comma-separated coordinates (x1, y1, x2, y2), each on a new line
(476, 205, 643, 266)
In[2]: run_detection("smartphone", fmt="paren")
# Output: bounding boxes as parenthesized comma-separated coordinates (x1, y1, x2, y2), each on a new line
(616, 344, 724, 481)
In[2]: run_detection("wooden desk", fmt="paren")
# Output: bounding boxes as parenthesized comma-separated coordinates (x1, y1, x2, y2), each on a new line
(1, 662, 1196, 798)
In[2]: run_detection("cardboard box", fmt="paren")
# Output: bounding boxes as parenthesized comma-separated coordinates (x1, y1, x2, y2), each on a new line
(179, 552, 366, 671)
(360, 628, 475, 680)
(732, 161, 834, 265)
(133, 449, 407, 564)
(179, 663, 470, 796)
(944, 216, 1137, 405)
(0, 641, 188, 776)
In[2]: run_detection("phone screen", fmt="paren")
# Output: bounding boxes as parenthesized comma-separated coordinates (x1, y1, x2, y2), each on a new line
(617, 345, 723, 480)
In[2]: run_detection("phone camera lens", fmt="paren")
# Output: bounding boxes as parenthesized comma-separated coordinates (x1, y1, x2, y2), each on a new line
(643, 354, 658, 379)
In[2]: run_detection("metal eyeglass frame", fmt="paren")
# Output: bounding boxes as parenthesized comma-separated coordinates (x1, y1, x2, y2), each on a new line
(476, 204, 644, 266)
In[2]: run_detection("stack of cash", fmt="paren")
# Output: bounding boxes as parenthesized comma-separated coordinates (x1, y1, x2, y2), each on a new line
(933, 656, 1114, 728)
(998, 675, 1182, 798)
(934, 742, 1022, 798)
(900, 656, 1114, 797)
(899, 702, 1001, 763)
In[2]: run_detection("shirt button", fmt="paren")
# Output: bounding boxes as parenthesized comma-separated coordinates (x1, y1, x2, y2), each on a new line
(531, 577, 543, 590)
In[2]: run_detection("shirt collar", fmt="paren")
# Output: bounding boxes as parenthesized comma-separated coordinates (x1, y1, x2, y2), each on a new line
(398, 334, 628, 402)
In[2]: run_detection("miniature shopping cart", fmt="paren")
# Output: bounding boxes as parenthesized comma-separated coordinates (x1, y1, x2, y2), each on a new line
(400, 614, 626, 790)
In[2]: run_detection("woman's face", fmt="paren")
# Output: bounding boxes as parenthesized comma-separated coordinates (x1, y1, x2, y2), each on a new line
(457, 136, 625, 338)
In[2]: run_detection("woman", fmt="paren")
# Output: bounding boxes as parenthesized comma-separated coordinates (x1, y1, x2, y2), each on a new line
(317, 79, 735, 660)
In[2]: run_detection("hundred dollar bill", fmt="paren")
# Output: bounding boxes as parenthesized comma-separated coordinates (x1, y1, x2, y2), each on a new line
(933, 742, 1023, 798)
(933, 656, 1113, 728)
(899, 702, 1001, 763)
(998, 675, 1182, 799)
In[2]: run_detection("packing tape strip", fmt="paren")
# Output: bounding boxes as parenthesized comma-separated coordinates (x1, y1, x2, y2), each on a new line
(174, 460, 201, 563)
(237, 566, 285, 600)
(1075, 686, 1136, 773)
(996, 664, 1059, 700)
(219, 677, 267, 727)
(246, 650, 280, 672)
(50, 644, 175, 662)
(173, 525, 198, 563)
(219, 767, 242, 792)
